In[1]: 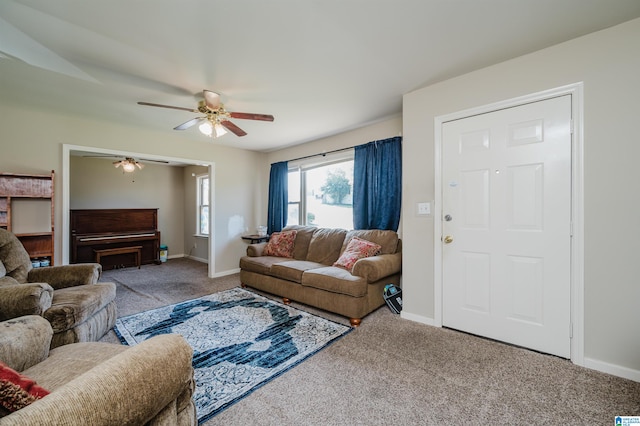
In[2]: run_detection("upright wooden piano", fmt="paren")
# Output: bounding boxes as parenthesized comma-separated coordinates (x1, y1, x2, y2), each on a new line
(70, 208, 160, 270)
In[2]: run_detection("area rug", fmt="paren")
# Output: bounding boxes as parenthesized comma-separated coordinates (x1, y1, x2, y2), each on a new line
(114, 287, 352, 424)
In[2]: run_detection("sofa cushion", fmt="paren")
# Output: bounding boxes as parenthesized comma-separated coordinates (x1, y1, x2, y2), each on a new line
(270, 260, 326, 283)
(301, 266, 368, 298)
(283, 225, 317, 260)
(342, 229, 399, 255)
(263, 230, 297, 258)
(306, 228, 348, 265)
(240, 255, 290, 275)
(44, 283, 116, 333)
(333, 236, 381, 272)
(0, 361, 49, 416)
(23, 342, 128, 391)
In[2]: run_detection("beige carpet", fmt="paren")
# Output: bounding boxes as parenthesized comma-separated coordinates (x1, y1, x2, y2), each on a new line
(100, 258, 640, 425)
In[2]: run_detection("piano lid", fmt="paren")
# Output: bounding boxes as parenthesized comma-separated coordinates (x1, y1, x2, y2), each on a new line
(70, 208, 158, 235)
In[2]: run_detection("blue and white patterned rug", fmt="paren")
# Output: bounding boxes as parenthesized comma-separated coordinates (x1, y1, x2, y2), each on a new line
(114, 287, 352, 424)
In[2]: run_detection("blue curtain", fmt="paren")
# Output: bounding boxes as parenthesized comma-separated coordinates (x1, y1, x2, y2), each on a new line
(353, 136, 402, 231)
(267, 161, 289, 235)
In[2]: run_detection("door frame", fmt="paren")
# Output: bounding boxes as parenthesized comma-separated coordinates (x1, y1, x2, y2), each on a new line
(433, 83, 584, 365)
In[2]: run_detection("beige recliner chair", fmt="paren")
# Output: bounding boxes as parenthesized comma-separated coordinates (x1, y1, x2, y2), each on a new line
(0, 228, 116, 348)
(0, 315, 196, 425)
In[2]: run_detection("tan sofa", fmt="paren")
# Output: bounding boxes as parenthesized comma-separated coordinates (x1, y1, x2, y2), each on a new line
(0, 315, 196, 425)
(240, 225, 402, 326)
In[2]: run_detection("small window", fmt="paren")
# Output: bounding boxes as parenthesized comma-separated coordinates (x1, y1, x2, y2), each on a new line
(197, 175, 209, 235)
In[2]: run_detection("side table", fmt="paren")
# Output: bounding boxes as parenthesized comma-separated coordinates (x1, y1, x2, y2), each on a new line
(241, 234, 269, 244)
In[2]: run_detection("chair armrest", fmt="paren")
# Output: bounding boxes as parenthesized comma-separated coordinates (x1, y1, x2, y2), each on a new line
(0, 282, 53, 321)
(27, 263, 102, 290)
(3, 334, 195, 426)
(0, 315, 53, 371)
(247, 242, 267, 257)
(352, 252, 402, 282)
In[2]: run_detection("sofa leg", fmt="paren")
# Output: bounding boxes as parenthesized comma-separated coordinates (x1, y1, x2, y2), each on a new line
(240, 283, 247, 288)
(282, 297, 291, 305)
(349, 318, 361, 327)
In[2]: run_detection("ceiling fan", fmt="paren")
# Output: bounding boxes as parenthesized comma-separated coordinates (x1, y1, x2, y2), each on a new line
(138, 90, 274, 138)
(82, 155, 169, 173)
(113, 158, 144, 173)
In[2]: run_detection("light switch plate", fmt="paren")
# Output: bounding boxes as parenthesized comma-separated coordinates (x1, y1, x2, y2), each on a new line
(417, 202, 431, 216)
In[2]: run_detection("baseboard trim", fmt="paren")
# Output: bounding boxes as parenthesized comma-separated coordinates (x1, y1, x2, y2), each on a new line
(400, 311, 436, 326)
(212, 268, 240, 278)
(584, 357, 640, 383)
(183, 254, 208, 263)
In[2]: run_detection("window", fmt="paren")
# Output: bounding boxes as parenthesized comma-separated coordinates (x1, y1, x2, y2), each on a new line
(288, 156, 354, 229)
(197, 174, 209, 235)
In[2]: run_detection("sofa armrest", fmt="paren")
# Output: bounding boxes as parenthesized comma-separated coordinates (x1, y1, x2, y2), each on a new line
(3, 334, 195, 426)
(352, 252, 402, 282)
(27, 263, 102, 290)
(0, 315, 53, 372)
(246, 242, 267, 257)
(0, 282, 53, 321)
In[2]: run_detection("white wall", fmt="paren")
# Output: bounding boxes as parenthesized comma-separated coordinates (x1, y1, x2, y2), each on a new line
(402, 18, 640, 378)
(0, 104, 264, 274)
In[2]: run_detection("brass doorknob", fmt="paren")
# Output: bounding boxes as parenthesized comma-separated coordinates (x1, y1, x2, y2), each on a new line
(443, 235, 453, 244)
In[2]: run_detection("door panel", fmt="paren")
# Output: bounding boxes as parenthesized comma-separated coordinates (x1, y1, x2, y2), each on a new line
(442, 95, 571, 358)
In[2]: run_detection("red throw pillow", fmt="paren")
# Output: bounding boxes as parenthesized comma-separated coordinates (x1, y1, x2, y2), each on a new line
(333, 236, 381, 272)
(0, 361, 49, 415)
(262, 230, 297, 258)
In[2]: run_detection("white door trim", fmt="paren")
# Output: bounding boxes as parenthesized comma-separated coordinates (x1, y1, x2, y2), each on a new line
(433, 83, 584, 365)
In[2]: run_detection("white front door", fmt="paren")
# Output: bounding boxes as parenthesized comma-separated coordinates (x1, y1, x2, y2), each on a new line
(442, 95, 572, 358)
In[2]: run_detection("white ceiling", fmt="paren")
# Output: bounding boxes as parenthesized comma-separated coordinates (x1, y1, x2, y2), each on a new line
(2, 0, 640, 152)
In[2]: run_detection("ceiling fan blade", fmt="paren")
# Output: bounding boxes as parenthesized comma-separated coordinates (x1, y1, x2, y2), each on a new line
(174, 117, 206, 130)
(203, 90, 221, 110)
(139, 158, 169, 164)
(220, 120, 247, 137)
(229, 112, 275, 122)
(138, 101, 198, 113)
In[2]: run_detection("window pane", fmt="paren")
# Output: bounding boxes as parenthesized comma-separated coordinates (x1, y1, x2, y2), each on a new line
(288, 170, 300, 202)
(288, 203, 299, 226)
(201, 177, 209, 205)
(200, 206, 209, 234)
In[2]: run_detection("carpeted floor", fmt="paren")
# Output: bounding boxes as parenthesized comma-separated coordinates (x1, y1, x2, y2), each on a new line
(100, 258, 640, 425)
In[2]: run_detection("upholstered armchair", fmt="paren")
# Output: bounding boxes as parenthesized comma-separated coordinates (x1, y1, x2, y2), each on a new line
(0, 228, 116, 348)
(0, 315, 196, 425)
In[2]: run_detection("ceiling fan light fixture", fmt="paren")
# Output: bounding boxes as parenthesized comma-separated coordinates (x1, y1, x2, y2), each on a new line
(198, 120, 213, 136)
(214, 122, 227, 138)
(122, 161, 136, 173)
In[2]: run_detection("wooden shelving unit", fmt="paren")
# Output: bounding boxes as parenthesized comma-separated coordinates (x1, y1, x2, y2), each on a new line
(0, 171, 55, 264)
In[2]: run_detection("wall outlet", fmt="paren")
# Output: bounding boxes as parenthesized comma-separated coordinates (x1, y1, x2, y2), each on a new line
(193, 242, 197, 249)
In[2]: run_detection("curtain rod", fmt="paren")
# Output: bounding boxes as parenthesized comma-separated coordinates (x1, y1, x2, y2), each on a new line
(287, 145, 356, 163)
(286, 134, 402, 163)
